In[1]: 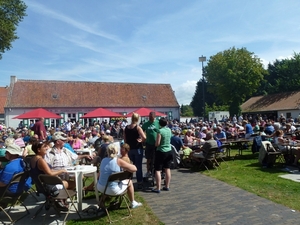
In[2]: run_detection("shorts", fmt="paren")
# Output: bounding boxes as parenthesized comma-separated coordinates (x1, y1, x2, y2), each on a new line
(145, 143, 156, 160)
(154, 150, 173, 171)
(97, 180, 129, 195)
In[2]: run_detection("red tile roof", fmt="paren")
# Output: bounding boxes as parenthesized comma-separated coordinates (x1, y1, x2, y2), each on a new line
(241, 91, 300, 112)
(0, 87, 8, 114)
(6, 79, 179, 109)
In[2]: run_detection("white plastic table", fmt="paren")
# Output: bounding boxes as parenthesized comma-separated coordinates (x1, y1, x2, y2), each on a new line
(67, 165, 99, 211)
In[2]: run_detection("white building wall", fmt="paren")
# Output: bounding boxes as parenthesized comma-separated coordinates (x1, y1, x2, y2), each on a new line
(5, 107, 180, 129)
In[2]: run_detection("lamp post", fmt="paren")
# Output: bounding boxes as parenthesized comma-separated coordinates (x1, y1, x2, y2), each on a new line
(199, 55, 206, 120)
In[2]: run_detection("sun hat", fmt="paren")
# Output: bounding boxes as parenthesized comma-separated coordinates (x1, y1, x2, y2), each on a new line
(6, 144, 23, 156)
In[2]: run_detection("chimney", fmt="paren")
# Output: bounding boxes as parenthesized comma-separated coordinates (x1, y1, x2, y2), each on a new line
(11, 76, 17, 84)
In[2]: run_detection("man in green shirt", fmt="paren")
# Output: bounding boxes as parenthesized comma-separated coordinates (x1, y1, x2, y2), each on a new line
(142, 112, 160, 176)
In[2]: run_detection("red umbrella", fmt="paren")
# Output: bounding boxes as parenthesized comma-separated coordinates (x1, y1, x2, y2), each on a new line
(13, 108, 62, 119)
(80, 108, 121, 118)
(126, 107, 166, 117)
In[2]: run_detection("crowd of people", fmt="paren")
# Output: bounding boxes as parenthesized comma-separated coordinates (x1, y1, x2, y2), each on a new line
(1, 112, 300, 213)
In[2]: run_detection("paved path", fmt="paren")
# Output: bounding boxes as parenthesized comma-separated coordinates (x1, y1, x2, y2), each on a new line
(2, 163, 300, 225)
(138, 166, 300, 225)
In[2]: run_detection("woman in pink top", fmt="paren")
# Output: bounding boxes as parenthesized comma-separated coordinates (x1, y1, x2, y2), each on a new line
(71, 134, 83, 150)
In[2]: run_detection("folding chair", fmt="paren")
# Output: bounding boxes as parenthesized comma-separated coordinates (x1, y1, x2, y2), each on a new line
(98, 171, 133, 223)
(199, 147, 219, 172)
(215, 144, 229, 168)
(0, 171, 30, 224)
(38, 174, 81, 223)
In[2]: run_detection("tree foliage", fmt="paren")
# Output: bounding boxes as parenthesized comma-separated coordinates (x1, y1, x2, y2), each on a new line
(265, 52, 300, 94)
(0, 0, 27, 59)
(204, 47, 267, 115)
(190, 79, 223, 118)
(180, 104, 193, 117)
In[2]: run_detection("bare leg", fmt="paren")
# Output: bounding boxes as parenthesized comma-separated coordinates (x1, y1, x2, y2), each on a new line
(164, 168, 171, 188)
(155, 170, 161, 190)
(126, 180, 135, 202)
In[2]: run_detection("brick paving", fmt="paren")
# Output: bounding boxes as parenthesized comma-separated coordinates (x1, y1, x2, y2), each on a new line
(138, 165, 300, 225)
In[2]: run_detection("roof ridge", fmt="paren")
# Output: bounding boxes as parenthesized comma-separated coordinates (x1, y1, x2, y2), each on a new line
(17, 79, 169, 85)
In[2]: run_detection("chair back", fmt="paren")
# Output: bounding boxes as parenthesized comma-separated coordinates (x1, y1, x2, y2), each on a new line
(107, 171, 133, 183)
(0, 172, 26, 199)
(38, 174, 63, 186)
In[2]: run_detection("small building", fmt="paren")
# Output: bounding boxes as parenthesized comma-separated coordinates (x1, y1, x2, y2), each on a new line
(5, 76, 180, 128)
(241, 91, 300, 120)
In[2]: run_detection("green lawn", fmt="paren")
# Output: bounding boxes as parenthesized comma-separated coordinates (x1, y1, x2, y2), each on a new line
(201, 148, 300, 211)
(67, 147, 300, 224)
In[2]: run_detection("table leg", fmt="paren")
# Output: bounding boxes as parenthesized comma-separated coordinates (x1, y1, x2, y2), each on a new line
(76, 171, 83, 211)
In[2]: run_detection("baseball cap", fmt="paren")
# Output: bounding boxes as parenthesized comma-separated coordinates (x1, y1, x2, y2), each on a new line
(106, 130, 111, 134)
(52, 132, 68, 141)
(201, 127, 208, 132)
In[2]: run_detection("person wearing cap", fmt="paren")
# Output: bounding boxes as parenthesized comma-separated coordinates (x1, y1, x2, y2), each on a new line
(0, 144, 32, 194)
(105, 129, 114, 142)
(190, 132, 218, 162)
(200, 127, 208, 140)
(171, 129, 187, 152)
(45, 132, 92, 171)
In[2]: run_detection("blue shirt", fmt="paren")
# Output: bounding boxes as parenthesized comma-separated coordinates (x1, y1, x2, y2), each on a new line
(171, 135, 184, 151)
(0, 158, 31, 193)
(245, 124, 254, 134)
(214, 131, 226, 140)
(98, 157, 121, 189)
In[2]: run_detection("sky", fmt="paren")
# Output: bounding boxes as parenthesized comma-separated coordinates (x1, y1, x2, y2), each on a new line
(1, 0, 300, 105)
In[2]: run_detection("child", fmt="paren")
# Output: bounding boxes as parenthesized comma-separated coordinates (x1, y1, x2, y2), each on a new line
(120, 143, 131, 164)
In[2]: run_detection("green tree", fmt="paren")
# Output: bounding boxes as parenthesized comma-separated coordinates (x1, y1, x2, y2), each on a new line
(190, 80, 222, 118)
(180, 104, 193, 117)
(205, 47, 266, 116)
(265, 52, 300, 94)
(0, 0, 27, 59)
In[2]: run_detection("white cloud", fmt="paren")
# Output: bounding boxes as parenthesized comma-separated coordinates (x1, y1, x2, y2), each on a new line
(174, 80, 198, 105)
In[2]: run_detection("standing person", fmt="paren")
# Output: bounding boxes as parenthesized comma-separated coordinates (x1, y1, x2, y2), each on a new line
(142, 112, 160, 177)
(124, 113, 146, 189)
(152, 118, 172, 193)
(32, 117, 47, 141)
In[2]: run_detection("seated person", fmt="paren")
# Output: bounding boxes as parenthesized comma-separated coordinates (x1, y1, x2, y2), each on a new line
(30, 140, 70, 210)
(199, 127, 208, 140)
(171, 129, 187, 152)
(242, 120, 254, 139)
(184, 129, 197, 146)
(45, 131, 92, 170)
(120, 143, 131, 164)
(190, 132, 218, 162)
(264, 122, 275, 136)
(97, 143, 142, 209)
(0, 144, 32, 196)
(274, 130, 300, 166)
(214, 126, 227, 142)
(285, 123, 296, 134)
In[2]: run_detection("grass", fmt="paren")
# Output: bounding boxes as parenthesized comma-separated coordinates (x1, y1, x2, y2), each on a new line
(200, 148, 300, 211)
(67, 146, 300, 224)
(67, 186, 163, 225)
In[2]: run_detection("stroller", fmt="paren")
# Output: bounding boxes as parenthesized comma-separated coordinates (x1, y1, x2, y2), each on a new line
(145, 144, 180, 187)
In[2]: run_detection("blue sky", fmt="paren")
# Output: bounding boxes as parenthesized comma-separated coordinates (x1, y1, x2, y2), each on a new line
(1, 0, 300, 105)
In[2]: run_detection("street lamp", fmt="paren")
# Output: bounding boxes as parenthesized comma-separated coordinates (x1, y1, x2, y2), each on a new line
(199, 55, 206, 120)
